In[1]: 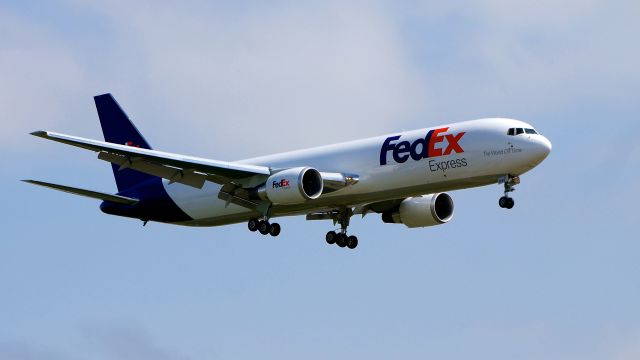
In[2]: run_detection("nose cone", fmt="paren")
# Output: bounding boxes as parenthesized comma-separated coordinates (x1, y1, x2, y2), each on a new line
(534, 135, 552, 161)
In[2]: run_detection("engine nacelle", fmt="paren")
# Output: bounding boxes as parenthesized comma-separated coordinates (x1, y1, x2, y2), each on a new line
(382, 193, 454, 228)
(263, 167, 323, 204)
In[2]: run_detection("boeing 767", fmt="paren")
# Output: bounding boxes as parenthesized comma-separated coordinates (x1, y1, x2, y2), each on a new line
(25, 94, 552, 249)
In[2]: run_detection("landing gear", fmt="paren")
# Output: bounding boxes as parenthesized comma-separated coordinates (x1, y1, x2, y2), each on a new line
(326, 231, 337, 244)
(347, 235, 358, 249)
(258, 220, 270, 235)
(269, 223, 281, 237)
(248, 218, 281, 237)
(248, 218, 259, 232)
(326, 233, 358, 249)
(498, 175, 519, 209)
(498, 196, 515, 209)
(336, 233, 348, 248)
(324, 208, 359, 249)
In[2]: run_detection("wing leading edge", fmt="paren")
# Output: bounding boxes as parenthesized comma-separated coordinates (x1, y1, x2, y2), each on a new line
(31, 131, 271, 189)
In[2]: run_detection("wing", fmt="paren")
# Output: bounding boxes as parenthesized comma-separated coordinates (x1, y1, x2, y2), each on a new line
(306, 199, 402, 222)
(31, 131, 271, 189)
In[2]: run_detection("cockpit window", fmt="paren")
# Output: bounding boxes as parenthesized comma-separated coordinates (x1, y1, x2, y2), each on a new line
(508, 127, 539, 136)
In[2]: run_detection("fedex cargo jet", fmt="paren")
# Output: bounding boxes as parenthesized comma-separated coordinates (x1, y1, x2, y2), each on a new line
(25, 94, 551, 249)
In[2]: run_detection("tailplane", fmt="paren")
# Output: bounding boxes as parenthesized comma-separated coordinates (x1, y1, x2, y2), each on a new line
(94, 93, 155, 191)
(22, 180, 139, 205)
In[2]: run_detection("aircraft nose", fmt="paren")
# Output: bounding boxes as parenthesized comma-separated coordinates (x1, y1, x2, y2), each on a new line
(535, 135, 552, 160)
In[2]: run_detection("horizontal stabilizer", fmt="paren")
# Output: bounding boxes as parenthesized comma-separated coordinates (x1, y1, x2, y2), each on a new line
(22, 180, 139, 205)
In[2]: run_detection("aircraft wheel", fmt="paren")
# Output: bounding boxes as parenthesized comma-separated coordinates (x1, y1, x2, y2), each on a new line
(336, 233, 348, 248)
(258, 220, 271, 235)
(498, 196, 508, 208)
(505, 197, 515, 209)
(269, 223, 281, 237)
(326, 231, 337, 244)
(248, 218, 259, 232)
(347, 236, 358, 249)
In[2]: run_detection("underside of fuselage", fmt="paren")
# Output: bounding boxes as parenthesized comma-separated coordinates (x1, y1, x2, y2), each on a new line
(101, 173, 502, 227)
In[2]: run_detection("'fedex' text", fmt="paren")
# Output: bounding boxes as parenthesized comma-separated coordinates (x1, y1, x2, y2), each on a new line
(272, 179, 290, 189)
(380, 127, 465, 166)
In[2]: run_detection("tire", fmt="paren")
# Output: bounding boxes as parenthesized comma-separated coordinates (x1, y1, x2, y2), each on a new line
(269, 223, 281, 237)
(258, 221, 271, 235)
(248, 218, 259, 232)
(498, 197, 507, 208)
(326, 231, 337, 244)
(336, 233, 348, 248)
(347, 236, 358, 249)
(506, 197, 515, 209)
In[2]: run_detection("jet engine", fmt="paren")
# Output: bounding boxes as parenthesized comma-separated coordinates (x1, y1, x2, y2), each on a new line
(261, 167, 323, 204)
(381, 193, 454, 228)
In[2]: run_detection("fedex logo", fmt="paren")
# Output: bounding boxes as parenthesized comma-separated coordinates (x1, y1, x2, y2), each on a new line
(124, 141, 141, 148)
(380, 127, 465, 165)
(272, 179, 290, 189)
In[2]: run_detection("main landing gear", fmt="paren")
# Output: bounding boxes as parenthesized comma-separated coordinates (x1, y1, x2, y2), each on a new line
(325, 208, 358, 250)
(498, 175, 520, 209)
(248, 218, 281, 237)
(248, 207, 361, 249)
(325, 231, 358, 249)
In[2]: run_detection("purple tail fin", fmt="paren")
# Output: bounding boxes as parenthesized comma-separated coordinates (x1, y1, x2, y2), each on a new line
(94, 93, 155, 191)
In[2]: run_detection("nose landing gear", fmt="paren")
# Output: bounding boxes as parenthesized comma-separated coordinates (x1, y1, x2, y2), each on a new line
(498, 175, 519, 209)
(498, 196, 515, 209)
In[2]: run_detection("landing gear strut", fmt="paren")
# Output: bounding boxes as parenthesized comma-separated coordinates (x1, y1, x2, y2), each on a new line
(325, 208, 358, 249)
(498, 175, 519, 209)
(248, 218, 281, 237)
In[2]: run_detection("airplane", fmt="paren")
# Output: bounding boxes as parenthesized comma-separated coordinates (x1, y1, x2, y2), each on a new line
(25, 93, 552, 249)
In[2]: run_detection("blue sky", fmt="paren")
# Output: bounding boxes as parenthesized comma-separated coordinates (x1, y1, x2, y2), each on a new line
(1, 1, 639, 359)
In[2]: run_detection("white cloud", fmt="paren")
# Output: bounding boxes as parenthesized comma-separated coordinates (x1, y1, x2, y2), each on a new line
(605, 332, 640, 360)
(81, 324, 189, 360)
(56, 0, 429, 159)
(0, 341, 72, 360)
(4, 0, 638, 159)
(406, 0, 640, 124)
(0, 9, 89, 151)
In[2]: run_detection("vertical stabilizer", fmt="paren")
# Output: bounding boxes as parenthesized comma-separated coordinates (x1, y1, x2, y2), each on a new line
(94, 93, 155, 191)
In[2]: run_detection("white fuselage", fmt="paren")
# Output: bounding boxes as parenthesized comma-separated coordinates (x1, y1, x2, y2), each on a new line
(163, 118, 552, 226)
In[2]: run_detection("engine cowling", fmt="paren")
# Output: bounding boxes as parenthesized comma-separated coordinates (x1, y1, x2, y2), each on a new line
(382, 193, 454, 228)
(263, 167, 323, 204)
